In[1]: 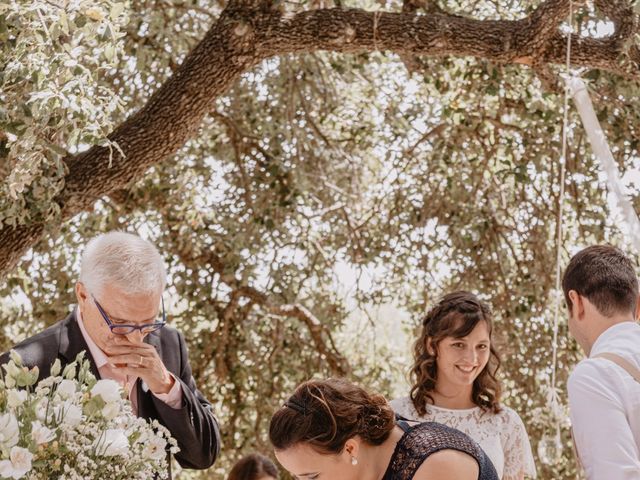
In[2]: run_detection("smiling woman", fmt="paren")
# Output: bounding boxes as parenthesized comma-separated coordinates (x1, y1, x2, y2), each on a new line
(390, 291, 536, 480)
(269, 378, 499, 480)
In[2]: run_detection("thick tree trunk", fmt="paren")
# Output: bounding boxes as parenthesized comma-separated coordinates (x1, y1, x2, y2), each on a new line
(0, 0, 637, 277)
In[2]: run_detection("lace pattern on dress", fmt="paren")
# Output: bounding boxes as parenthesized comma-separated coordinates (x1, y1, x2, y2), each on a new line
(390, 397, 537, 479)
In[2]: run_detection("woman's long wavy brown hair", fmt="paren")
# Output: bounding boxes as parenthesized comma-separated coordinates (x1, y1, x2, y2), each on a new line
(409, 291, 502, 416)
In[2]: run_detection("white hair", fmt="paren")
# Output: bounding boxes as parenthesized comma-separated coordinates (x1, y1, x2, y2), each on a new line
(79, 231, 167, 297)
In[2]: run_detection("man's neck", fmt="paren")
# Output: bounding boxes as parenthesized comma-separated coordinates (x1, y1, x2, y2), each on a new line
(585, 316, 636, 356)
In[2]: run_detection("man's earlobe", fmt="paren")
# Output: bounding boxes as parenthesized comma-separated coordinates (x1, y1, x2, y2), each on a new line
(569, 290, 587, 320)
(568, 291, 580, 312)
(75, 282, 88, 302)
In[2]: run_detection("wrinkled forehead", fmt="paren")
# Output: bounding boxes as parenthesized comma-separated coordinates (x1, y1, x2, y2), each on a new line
(96, 284, 162, 321)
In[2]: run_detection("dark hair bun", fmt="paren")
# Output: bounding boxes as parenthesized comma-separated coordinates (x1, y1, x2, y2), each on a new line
(269, 378, 395, 454)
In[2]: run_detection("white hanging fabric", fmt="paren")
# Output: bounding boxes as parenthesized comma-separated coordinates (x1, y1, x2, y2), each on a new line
(567, 77, 640, 254)
(542, 0, 640, 467)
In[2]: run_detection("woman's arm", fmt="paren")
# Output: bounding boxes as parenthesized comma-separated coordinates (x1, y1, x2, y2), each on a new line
(502, 408, 537, 479)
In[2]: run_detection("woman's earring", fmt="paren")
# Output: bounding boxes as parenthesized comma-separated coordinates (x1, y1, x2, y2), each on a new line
(351, 456, 358, 466)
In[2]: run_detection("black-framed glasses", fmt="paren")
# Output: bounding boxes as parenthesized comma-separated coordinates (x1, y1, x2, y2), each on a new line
(92, 294, 166, 335)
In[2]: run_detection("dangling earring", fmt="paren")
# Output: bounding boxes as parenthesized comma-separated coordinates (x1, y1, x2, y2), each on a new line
(351, 456, 358, 466)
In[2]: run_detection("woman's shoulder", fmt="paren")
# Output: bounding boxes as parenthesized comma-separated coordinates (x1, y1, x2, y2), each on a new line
(405, 423, 499, 479)
(483, 404, 528, 441)
(408, 421, 485, 457)
(390, 396, 421, 419)
(413, 449, 480, 480)
(493, 405, 526, 426)
(385, 422, 490, 480)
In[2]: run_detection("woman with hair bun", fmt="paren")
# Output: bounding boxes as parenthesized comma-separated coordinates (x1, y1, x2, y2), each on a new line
(269, 378, 499, 480)
(391, 291, 535, 480)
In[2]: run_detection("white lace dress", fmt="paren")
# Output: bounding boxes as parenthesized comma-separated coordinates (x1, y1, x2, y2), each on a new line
(390, 397, 537, 480)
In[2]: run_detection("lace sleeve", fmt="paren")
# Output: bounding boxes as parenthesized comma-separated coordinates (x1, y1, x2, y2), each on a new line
(501, 407, 537, 479)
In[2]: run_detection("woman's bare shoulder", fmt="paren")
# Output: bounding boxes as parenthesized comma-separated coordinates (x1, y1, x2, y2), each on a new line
(412, 449, 479, 480)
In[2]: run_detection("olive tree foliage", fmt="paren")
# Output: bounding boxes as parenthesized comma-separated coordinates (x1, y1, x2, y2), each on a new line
(1, 0, 640, 477)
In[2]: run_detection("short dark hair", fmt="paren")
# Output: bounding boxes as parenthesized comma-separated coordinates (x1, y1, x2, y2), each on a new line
(562, 245, 639, 317)
(228, 453, 278, 480)
(269, 378, 395, 454)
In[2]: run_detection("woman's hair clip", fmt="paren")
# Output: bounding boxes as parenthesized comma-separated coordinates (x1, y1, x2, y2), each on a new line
(284, 398, 309, 416)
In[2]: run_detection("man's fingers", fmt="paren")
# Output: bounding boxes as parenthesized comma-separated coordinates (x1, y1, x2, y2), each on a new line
(116, 365, 152, 378)
(108, 353, 151, 366)
(104, 344, 156, 356)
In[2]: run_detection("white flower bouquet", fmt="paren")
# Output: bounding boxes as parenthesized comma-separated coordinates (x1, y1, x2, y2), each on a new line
(0, 351, 178, 479)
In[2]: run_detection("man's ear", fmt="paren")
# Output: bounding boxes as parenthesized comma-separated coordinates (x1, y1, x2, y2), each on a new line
(75, 282, 88, 305)
(634, 294, 640, 321)
(568, 290, 585, 320)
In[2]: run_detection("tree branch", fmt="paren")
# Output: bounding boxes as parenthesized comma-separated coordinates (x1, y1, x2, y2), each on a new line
(1, 0, 637, 277)
(172, 240, 351, 377)
(238, 286, 351, 376)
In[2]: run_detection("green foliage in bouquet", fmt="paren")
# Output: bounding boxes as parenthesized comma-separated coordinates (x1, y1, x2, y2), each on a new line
(0, 351, 178, 479)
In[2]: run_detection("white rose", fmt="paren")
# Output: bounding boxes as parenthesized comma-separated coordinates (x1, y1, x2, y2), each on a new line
(0, 446, 34, 479)
(142, 435, 167, 461)
(101, 401, 120, 421)
(94, 429, 129, 457)
(55, 401, 82, 427)
(0, 413, 19, 449)
(36, 376, 56, 389)
(6, 390, 27, 409)
(34, 400, 48, 422)
(90, 379, 122, 404)
(30, 421, 56, 445)
(55, 379, 76, 400)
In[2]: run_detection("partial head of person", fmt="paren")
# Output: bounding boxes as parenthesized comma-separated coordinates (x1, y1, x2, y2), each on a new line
(75, 231, 167, 351)
(227, 453, 279, 480)
(562, 244, 640, 355)
(410, 290, 501, 415)
(269, 378, 396, 480)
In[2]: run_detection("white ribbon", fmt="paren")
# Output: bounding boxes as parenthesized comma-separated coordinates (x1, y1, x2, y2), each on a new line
(568, 76, 640, 254)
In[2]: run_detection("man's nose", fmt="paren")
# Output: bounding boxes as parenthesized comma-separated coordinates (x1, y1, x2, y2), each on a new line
(126, 329, 144, 343)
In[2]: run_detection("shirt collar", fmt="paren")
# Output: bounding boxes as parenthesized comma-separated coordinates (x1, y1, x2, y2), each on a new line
(590, 321, 640, 357)
(76, 307, 110, 369)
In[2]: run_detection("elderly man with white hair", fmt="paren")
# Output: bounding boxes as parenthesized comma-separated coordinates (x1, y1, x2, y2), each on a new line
(0, 231, 221, 476)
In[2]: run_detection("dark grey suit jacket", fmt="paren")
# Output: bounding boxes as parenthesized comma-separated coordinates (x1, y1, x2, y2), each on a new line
(0, 310, 221, 474)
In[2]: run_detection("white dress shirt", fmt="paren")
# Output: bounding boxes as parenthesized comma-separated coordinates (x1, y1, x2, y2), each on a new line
(568, 321, 640, 480)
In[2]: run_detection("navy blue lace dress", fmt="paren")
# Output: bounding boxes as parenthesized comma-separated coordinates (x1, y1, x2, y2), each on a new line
(382, 419, 499, 480)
